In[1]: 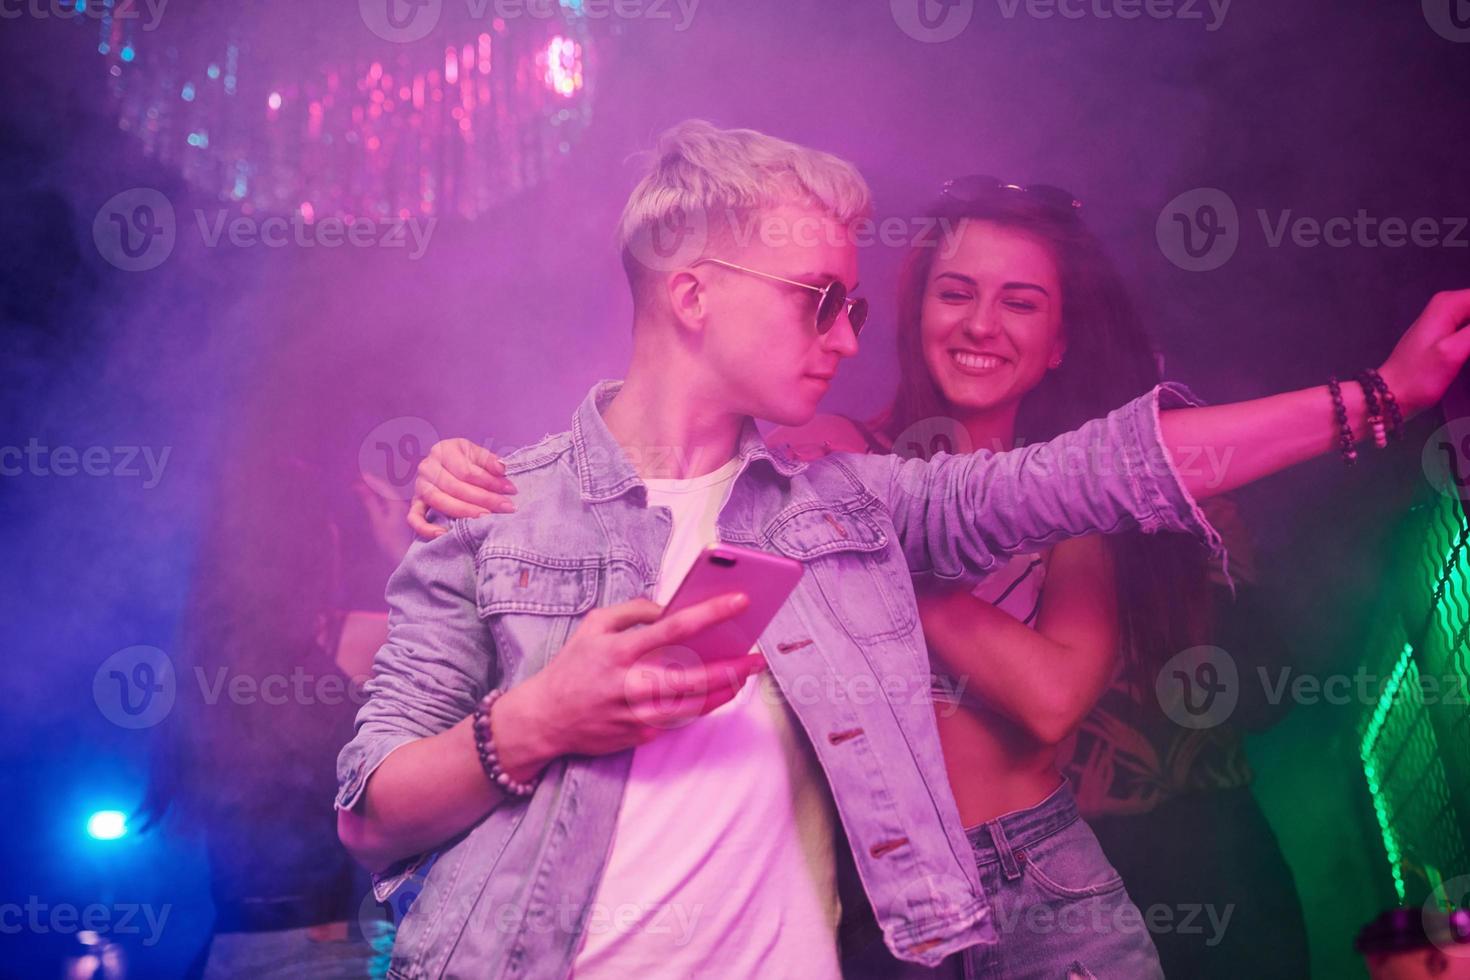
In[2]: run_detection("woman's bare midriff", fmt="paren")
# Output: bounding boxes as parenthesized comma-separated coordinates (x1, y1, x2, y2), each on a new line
(935, 697, 1065, 829)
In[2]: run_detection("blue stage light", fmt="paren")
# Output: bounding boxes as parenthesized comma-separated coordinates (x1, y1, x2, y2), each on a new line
(86, 810, 128, 841)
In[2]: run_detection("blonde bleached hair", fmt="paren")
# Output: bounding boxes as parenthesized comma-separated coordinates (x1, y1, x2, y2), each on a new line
(617, 119, 872, 302)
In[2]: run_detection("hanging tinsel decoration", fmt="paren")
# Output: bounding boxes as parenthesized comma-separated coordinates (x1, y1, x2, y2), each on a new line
(79, 0, 594, 222)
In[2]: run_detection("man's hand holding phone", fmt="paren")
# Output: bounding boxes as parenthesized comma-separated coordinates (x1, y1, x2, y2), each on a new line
(492, 592, 769, 783)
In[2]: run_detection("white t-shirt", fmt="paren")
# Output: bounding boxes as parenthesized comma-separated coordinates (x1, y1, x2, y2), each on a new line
(570, 456, 842, 979)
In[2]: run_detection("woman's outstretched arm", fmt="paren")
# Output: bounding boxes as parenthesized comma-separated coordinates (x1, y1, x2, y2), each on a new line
(1163, 289, 1470, 499)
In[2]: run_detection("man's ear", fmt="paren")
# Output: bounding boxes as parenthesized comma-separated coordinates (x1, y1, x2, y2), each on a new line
(666, 267, 709, 334)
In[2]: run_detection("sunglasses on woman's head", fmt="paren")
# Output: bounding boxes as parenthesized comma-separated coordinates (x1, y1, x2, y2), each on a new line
(694, 257, 869, 338)
(941, 175, 1084, 218)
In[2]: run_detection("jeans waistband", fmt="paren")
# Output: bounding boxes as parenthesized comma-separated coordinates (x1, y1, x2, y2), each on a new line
(963, 779, 1080, 867)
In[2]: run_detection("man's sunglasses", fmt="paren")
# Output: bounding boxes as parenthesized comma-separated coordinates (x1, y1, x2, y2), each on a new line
(695, 257, 869, 338)
(941, 175, 1083, 218)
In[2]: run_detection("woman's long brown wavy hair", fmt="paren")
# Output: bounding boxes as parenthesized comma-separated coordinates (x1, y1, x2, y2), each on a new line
(875, 191, 1215, 699)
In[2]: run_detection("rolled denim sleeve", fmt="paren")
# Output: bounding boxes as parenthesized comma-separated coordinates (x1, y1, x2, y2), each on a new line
(838, 382, 1233, 593)
(335, 518, 498, 896)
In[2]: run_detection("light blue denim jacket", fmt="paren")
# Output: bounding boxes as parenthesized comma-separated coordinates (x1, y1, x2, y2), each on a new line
(336, 379, 1229, 979)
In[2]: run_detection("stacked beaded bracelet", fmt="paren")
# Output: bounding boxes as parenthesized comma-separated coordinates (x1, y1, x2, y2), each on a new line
(472, 688, 539, 797)
(1327, 376, 1358, 466)
(1357, 372, 1388, 449)
(1361, 368, 1405, 441)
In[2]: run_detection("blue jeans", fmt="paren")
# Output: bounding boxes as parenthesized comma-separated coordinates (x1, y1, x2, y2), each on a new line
(961, 782, 1164, 980)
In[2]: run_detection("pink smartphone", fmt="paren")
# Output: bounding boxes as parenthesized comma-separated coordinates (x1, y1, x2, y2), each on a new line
(659, 543, 804, 662)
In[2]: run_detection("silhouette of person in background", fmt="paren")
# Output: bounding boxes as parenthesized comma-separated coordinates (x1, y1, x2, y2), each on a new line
(139, 434, 411, 979)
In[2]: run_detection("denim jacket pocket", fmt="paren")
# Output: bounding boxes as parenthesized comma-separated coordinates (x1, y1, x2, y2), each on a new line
(767, 502, 918, 644)
(475, 549, 600, 615)
(475, 549, 601, 673)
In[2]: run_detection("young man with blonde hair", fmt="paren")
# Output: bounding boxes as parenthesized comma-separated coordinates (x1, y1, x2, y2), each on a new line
(337, 119, 1470, 978)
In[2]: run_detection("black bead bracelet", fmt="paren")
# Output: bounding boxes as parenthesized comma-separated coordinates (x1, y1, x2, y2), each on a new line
(1327, 376, 1358, 466)
(1356, 372, 1388, 449)
(1362, 368, 1405, 441)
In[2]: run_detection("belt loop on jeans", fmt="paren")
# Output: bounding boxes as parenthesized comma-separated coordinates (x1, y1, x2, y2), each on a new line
(985, 818, 1023, 882)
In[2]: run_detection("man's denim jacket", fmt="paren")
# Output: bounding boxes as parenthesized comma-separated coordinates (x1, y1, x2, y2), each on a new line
(336, 379, 1229, 979)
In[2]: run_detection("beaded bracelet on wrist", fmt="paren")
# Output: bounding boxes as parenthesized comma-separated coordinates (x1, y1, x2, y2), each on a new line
(1327, 376, 1358, 466)
(1362, 368, 1405, 441)
(472, 688, 539, 797)
(1356, 372, 1388, 449)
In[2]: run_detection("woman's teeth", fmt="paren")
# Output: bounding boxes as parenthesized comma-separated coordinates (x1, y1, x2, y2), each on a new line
(951, 351, 1008, 373)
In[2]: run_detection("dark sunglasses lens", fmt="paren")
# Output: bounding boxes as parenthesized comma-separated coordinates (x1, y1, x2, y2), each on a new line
(816, 281, 847, 332)
(849, 298, 869, 336)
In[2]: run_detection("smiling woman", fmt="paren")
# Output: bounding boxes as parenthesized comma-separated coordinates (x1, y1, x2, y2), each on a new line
(924, 226, 1065, 393)
(761, 185, 1217, 980)
(826, 182, 1311, 979)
